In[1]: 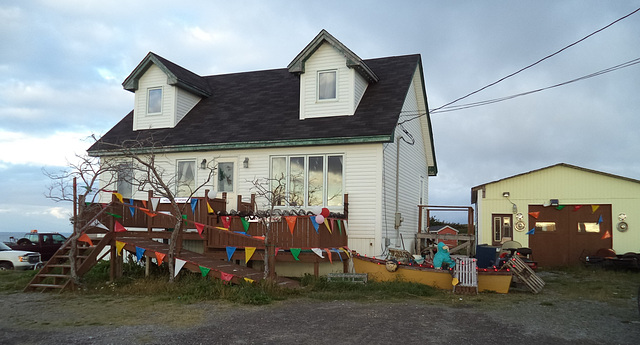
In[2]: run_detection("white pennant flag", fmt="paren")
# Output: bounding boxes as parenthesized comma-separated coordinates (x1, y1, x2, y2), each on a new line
(174, 258, 187, 277)
(88, 219, 109, 231)
(311, 248, 324, 258)
(151, 197, 161, 211)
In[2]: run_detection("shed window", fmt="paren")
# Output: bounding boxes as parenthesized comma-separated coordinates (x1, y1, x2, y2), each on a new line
(536, 222, 557, 232)
(318, 70, 337, 100)
(578, 222, 600, 233)
(148, 87, 162, 114)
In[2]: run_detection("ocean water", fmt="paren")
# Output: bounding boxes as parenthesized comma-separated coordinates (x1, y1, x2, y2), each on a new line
(0, 231, 72, 243)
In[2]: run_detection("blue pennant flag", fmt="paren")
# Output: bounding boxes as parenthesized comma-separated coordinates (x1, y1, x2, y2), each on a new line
(135, 246, 145, 262)
(128, 199, 135, 217)
(191, 199, 198, 214)
(310, 216, 319, 233)
(226, 246, 236, 261)
(526, 228, 535, 235)
(332, 248, 343, 262)
(597, 215, 603, 224)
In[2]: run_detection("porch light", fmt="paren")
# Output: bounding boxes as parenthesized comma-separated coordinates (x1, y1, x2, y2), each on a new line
(243, 157, 249, 168)
(200, 159, 207, 169)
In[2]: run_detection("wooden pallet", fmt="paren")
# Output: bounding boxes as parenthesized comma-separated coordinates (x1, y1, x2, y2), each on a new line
(327, 273, 368, 284)
(453, 257, 478, 295)
(502, 256, 545, 294)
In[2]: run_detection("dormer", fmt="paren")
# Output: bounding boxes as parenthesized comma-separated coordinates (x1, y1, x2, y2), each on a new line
(288, 30, 379, 120)
(122, 52, 211, 130)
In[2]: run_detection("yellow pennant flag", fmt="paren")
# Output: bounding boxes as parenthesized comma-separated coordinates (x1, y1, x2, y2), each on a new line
(245, 247, 256, 263)
(244, 277, 255, 284)
(591, 205, 600, 214)
(324, 219, 331, 233)
(207, 202, 214, 214)
(115, 241, 126, 256)
(113, 192, 123, 203)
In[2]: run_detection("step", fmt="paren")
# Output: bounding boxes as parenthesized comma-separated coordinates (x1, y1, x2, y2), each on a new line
(38, 274, 71, 279)
(28, 283, 65, 289)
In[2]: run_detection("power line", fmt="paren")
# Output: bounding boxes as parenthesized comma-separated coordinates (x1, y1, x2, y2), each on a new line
(430, 6, 640, 113)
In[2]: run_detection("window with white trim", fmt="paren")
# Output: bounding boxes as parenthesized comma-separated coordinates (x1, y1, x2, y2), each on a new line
(270, 155, 343, 207)
(117, 162, 134, 199)
(176, 160, 195, 197)
(147, 87, 162, 114)
(318, 70, 337, 100)
(217, 162, 234, 192)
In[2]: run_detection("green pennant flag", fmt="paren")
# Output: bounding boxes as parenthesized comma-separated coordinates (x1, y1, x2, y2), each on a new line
(290, 248, 301, 261)
(555, 205, 565, 210)
(182, 214, 188, 225)
(337, 220, 342, 234)
(241, 217, 250, 232)
(106, 212, 122, 219)
(199, 266, 211, 277)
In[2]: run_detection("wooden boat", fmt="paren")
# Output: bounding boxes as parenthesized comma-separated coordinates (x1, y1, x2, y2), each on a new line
(352, 254, 513, 294)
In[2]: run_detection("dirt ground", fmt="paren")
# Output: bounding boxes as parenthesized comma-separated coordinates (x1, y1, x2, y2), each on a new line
(1, 290, 639, 345)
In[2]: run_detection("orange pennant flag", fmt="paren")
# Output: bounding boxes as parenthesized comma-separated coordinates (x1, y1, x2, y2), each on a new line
(115, 241, 125, 256)
(601, 230, 611, 240)
(114, 221, 127, 232)
(155, 252, 166, 265)
(528, 211, 540, 219)
(141, 200, 147, 208)
(195, 222, 205, 238)
(591, 205, 600, 214)
(78, 232, 93, 246)
(139, 208, 157, 217)
(285, 216, 297, 235)
(325, 248, 332, 264)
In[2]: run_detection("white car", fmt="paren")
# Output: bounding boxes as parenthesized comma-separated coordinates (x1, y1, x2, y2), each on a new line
(0, 242, 42, 270)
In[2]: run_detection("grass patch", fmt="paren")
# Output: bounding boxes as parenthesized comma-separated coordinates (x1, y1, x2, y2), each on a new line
(0, 269, 37, 292)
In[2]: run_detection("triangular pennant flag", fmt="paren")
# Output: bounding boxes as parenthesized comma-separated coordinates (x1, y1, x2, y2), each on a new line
(274, 247, 280, 257)
(241, 217, 250, 232)
(324, 248, 333, 264)
(141, 200, 147, 208)
(597, 215, 603, 224)
(343, 220, 348, 234)
(591, 205, 600, 214)
(88, 219, 109, 231)
(190, 198, 198, 215)
(78, 232, 93, 246)
(285, 216, 297, 235)
(337, 219, 342, 234)
(226, 246, 236, 261)
(182, 214, 188, 225)
(330, 218, 336, 234)
(339, 248, 351, 258)
(135, 246, 145, 262)
(140, 208, 157, 217)
(310, 216, 319, 233)
(220, 272, 233, 282)
(106, 212, 122, 219)
(324, 219, 331, 233)
(174, 258, 187, 277)
(151, 197, 160, 211)
(195, 222, 205, 238)
(555, 205, 566, 210)
(129, 206, 135, 217)
(601, 230, 611, 239)
(245, 247, 256, 263)
(572, 205, 583, 212)
(113, 192, 123, 203)
(114, 221, 127, 232)
(207, 201, 215, 214)
(290, 248, 301, 261)
(215, 226, 229, 231)
(115, 241, 125, 256)
(332, 248, 343, 262)
(528, 211, 540, 219)
(221, 216, 231, 229)
(526, 228, 535, 235)
(244, 277, 255, 284)
(155, 252, 166, 265)
(311, 248, 324, 258)
(199, 266, 211, 277)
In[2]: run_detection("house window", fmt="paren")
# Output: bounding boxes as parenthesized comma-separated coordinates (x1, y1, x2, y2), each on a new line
(117, 163, 134, 199)
(217, 162, 234, 192)
(148, 87, 162, 114)
(176, 160, 195, 197)
(270, 154, 343, 207)
(318, 70, 337, 100)
(492, 214, 512, 244)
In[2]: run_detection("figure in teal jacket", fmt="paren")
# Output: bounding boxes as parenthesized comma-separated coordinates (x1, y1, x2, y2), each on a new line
(433, 242, 456, 269)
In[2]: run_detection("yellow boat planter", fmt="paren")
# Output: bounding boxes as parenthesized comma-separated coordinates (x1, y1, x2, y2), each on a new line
(352, 254, 513, 294)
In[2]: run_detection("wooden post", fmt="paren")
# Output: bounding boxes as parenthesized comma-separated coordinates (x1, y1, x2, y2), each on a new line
(314, 261, 319, 277)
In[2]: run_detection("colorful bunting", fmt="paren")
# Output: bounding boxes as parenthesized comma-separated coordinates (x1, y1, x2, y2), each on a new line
(324, 219, 331, 233)
(135, 246, 145, 262)
(555, 205, 566, 210)
(310, 216, 319, 233)
(274, 248, 280, 257)
(78, 233, 93, 246)
(114, 221, 127, 232)
(597, 215, 603, 224)
(191, 199, 198, 214)
(290, 248, 301, 261)
(340, 248, 351, 258)
(226, 246, 236, 261)
(330, 218, 336, 234)
(115, 241, 125, 256)
(174, 258, 187, 277)
(343, 220, 348, 234)
(245, 247, 256, 263)
(215, 226, 229, 231)
(337, 219, 342, 234)
(127, 199, 135, 217)
(601, 230, 611, 240)
(141, 200, 147, 208)
(572, 205, 583, 212)
(88, 219, 109, 231)
(591, 205, 600, 213)
(113, 192, 123, 203)
(285, 216, 297, 235)
(526, 228, 535, 235)
(311, 248, 324, 258)
(207, 202, 214, 214)
(332, 248, 343, 262)
(199, 266, 211, 277)
(151, 197, 160, 211)
(220, 272, 233, 283)
(106, 212, 122, 219)
(528, 211, 540, 219)
(182, 214, 188, 225)
(139, 208, 157, 217)
(195, 222, 205, 238)
(221, 216, 231, 229)
(241, 217, 250, 232)
(325, 248, 333, 264)
(155, 252, 166, 265)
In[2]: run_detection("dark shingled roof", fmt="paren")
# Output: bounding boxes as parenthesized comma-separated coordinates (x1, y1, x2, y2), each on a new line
(89, 54, 423, 154)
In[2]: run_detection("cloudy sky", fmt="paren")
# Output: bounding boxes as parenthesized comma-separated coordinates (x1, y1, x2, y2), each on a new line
(1, 0, 639, 232)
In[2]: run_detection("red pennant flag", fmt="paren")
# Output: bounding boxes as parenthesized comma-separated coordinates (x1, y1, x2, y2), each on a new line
(274, 247, 280, 257)
(221, 216, 231, 228)
(220, 271, 233, 283)
(78, 233, 93, 246)
(285, 216, 297, 235)
(195, 222, 205, 238)
(572, 205, 583, 211)
(601, 230, 611, 240)
(114, 221, 127, 232)
(528, 212, 540, 219)
(155, 252, 166, 265)
(324, 248, 332, 264)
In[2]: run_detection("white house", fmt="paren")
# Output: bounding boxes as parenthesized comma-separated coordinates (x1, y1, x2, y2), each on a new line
(88, 30, 437, 257)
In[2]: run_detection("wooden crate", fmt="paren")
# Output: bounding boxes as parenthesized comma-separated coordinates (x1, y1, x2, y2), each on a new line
(503, 256, 545, 294)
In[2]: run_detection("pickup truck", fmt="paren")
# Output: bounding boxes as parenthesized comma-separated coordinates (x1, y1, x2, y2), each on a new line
(0, 242, 42, 270)
(4, 231, 67, 261)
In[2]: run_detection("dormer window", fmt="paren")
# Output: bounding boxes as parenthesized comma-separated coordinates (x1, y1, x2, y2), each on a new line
(318, 70, 337, 101)
(147, 87, 163, 114)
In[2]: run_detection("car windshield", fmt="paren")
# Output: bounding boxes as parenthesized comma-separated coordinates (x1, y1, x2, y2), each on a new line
(0, 242, 11, 251)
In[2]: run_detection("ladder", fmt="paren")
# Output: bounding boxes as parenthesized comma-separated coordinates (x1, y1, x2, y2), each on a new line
(502, 255, 545, 294)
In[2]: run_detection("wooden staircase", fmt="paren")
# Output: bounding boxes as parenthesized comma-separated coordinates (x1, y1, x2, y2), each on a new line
(24, 231, 113, 293)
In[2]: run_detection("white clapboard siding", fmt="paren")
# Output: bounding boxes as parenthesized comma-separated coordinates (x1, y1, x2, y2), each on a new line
(133, 64, 175, 130)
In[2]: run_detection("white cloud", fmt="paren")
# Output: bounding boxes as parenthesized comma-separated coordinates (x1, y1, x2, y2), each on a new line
(0, 129, 92, 167)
